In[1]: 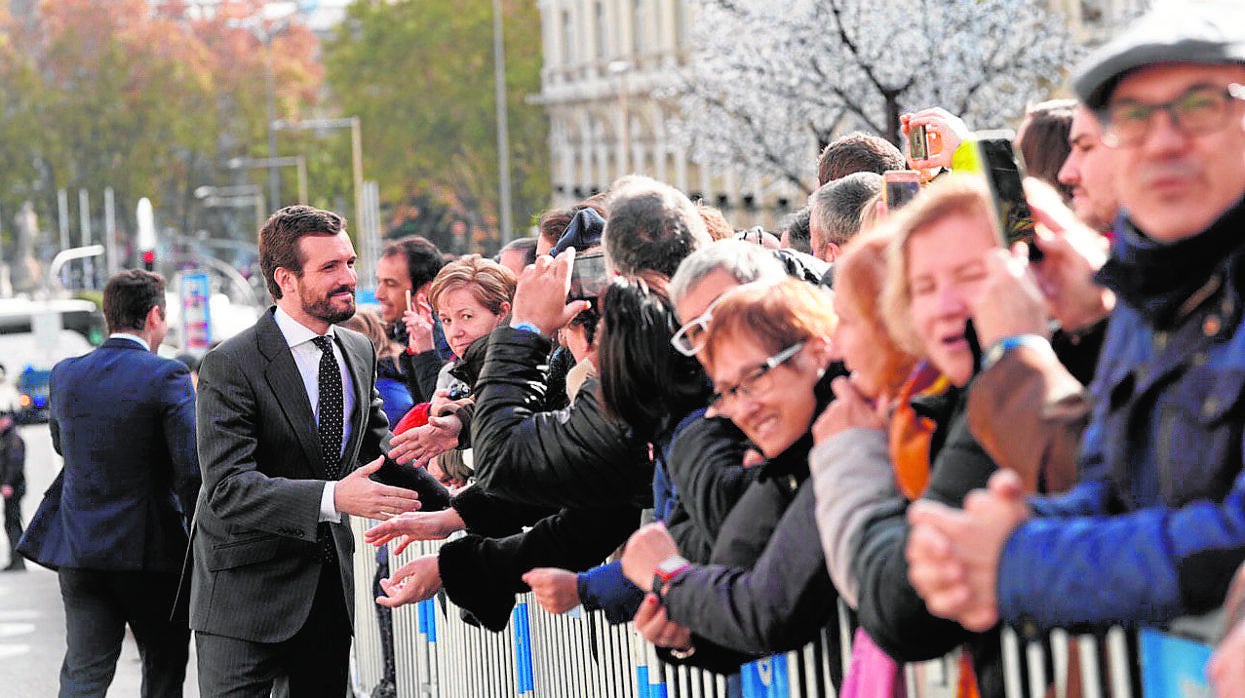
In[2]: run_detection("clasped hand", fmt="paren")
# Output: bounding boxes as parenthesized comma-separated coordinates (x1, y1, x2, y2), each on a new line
(333, 456, 421, 520)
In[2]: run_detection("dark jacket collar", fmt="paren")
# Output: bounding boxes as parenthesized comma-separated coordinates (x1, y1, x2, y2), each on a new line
(1096, 195, 1245, 329)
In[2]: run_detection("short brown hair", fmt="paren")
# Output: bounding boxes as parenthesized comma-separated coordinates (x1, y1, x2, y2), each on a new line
(103, 269, 166, 334)
(381, 236, 444, 292)
(881, 175, 993, 356)
(701, 279, 837, 371)
(817, 132, 906, 186)
(695, 201, 733, 241)
(427, 254, 517, 317)
(259, 205, 346, 300)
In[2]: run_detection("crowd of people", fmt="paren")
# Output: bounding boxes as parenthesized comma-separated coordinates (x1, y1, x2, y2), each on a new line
(12, 1, 1245, 696)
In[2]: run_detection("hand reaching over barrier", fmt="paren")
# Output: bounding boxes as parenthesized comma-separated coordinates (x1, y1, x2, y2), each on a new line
(388, 414, 462, 467)
(620, 523, 679, 593)
(522, 568, 581, 615)
(365, 508, 465, 554)
(377, 553, 442, 609)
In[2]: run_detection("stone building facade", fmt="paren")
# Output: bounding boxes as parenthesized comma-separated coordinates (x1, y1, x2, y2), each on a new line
(535, 0, 1150, 231)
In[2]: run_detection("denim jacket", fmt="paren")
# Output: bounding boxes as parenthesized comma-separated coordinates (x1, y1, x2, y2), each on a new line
(997, 202, 1245, 629)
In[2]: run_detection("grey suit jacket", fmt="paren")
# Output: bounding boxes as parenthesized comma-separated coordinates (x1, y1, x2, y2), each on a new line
(188, 307, 389, 643)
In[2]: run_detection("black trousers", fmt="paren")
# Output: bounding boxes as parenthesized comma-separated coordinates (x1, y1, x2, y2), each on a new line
(195, 560, 351, 698)
(57, 567, 190, 698)
(3, 488, 22, 564)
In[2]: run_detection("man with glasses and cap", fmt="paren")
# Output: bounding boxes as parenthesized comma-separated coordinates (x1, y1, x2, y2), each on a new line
(905, 0, 1245, 648)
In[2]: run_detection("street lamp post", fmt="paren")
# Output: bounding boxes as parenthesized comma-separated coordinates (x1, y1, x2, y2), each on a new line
(227, 156, 308, 205)
(272, 117, 363, 230)
(239, 18, 292, 211)
(492, 0, 513, 245)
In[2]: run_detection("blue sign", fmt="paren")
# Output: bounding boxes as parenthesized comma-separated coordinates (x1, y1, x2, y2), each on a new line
(742, 654, 791, 698)
(180, 272, 212, 350)
(1140, 628, 1213, 698)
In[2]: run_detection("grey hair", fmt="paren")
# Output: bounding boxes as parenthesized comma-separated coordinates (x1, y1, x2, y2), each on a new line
(809, 172, 884, 256)
(669, 239, 788, 304)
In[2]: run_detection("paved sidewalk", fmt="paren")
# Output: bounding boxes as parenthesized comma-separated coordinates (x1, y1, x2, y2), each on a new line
(0, 424, 199, 696)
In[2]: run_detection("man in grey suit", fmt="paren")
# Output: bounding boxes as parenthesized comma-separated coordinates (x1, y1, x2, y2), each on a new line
(190, 205, 441, 696)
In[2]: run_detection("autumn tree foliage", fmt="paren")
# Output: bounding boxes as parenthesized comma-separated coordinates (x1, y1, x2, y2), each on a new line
(672, 0, 1081, 194)
(0, 0, 322, 243)
(322, 0, 549, 248)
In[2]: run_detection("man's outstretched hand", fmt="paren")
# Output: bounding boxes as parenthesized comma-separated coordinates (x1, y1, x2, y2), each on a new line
(334, 456, 421, 520)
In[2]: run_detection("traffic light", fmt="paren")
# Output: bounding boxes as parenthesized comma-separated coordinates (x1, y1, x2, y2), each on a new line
(142, 250, 155, 271)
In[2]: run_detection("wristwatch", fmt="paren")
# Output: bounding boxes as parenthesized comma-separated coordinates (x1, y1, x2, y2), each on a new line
(981, 334, 1052, 372)
(510, 321, 544, 338)
(651, 554, 692, 604)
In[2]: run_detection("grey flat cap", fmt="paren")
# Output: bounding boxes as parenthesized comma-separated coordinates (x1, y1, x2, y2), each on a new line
(1072, 0, 1245, 110)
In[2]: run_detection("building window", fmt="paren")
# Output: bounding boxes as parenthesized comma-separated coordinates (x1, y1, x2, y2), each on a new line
(632, 0, 644, 58)
(561, 9, 574, 65)
(675, 0, 688, 50)
(595, 1, 607, 60)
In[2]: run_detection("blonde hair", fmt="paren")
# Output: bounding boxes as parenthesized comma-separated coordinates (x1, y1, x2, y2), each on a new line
(701, 279, 837, 372)
(881, 174, 993, 356)
(834, 231, 917, 396)
(427, 254, 517, 317)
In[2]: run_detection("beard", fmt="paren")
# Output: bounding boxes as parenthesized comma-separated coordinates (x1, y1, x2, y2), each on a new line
(301, 283, 356, 325)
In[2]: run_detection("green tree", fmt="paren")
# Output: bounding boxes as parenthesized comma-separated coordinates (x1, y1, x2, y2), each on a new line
(322, 0, 549, 250)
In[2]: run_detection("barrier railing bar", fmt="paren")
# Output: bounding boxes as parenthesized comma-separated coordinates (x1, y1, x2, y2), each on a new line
(1002, 626, 1023, 698)
(1050, 629, 1069, 698)
(1076, 634, 1103, 698)
(1026, 636, 1048, 698)
(1106, 627, 1131, 698)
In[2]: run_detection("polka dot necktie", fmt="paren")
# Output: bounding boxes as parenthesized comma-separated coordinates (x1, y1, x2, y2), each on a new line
(312, 335, 344, 563)
(312, 335, 344, 480)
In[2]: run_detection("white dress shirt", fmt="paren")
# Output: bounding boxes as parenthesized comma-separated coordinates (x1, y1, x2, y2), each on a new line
(109, 332, 150, 350)
(273, 307, 356, 523)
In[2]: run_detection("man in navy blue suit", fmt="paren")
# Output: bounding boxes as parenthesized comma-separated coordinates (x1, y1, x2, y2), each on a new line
(20, 269, 200, 697)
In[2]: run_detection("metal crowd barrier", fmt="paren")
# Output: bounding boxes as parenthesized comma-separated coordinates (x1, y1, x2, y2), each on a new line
(347, 520, 856, 698)
(998, 615, 1219, 698)
(348, 517, 1221, 698)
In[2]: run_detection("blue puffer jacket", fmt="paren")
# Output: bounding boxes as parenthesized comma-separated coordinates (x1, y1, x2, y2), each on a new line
(997, 199, 1245, 629)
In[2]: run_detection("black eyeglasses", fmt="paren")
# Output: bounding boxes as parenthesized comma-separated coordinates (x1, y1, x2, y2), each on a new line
(708, 341, 804, 414)
(1102, 83, 1245, 148)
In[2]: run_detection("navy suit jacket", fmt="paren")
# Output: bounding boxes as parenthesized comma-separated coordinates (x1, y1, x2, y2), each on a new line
(19, 337, 200, 572)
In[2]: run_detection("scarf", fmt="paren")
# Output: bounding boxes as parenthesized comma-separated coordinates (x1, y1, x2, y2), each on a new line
(1096, 195, 1245, 329)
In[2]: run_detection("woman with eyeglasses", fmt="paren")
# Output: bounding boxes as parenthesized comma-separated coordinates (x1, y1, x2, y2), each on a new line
(620, 278, 847, 681)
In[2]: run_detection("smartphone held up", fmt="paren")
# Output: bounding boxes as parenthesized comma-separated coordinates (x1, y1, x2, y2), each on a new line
(972, 130, 1042, 261)
(883, 170, 923, 211)
(568, 251, 609, 301)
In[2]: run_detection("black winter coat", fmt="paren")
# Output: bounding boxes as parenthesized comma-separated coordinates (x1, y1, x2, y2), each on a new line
(852, 386, 1005, 697)
(469, 327, 651, 509)
(435, 327, 650, 631)
(662, 414, 758, 564)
